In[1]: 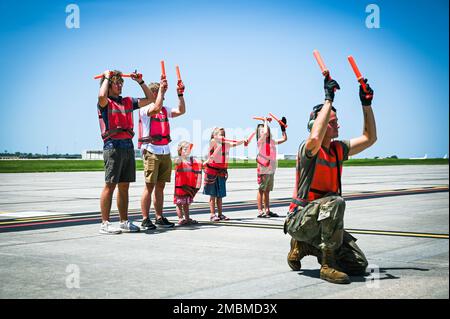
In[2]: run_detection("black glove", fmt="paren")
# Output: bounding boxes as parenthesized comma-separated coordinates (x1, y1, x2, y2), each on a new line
(280, 116, 287, 132)
(359, 78, 374, 106)
(324, 76, 340, 102)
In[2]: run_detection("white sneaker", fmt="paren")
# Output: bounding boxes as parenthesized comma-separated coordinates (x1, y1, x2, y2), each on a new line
(99, 221, 122, 235)
(119, 220, 141, 233)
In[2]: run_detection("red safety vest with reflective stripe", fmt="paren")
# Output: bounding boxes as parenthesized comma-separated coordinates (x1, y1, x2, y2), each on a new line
(256, 135, 276, 173)
(289, 141, 344, 211)
(204, 140, 228, 177)
(174, 157, 203, 197)
(98, 97, 134, 141)
(138, 107, 171, 148)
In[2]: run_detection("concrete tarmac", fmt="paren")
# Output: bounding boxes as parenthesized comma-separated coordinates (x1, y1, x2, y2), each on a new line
(0, 165, 448, 299)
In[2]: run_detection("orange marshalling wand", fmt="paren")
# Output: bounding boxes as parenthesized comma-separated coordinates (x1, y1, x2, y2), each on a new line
(176, 65, 181, 81)
(347, 55, 368, 93)
(94, 73, 133, 80)
(161, 60, 166, 77)
(247, 131, 256, 144)
(253, 116, 271, 122)
(313, 49, 329, 76)
(269, 113, 287, 128)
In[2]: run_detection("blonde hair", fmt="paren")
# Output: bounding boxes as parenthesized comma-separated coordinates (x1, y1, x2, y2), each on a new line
(177, 141, 192, 156)
(210, 127, 225, 140)
(147, 82, 160, 95)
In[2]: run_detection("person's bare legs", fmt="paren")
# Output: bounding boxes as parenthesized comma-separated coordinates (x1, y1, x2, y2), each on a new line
(117, 182, 130, 222)
(264, 190, 270, 213)
(257, 189, 264, 215)
(217, 197, 223, 216)
(183, 204, 190, 221)
(141, 182, 155, 220)
(153, 181, 166, 220)
(209, 196, 216, 218)
(176, 204, 184, 223)
(100, 183, 116, 222)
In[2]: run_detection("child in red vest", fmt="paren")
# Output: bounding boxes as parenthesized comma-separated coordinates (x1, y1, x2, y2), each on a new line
(203, 127, 246, 221)
(174, 141, 202, 225)
(254, 117, 288, 218)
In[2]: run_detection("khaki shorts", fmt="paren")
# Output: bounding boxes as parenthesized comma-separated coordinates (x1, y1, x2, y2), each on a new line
(142, 150, 172, 184)
(258, 173, 274, 192)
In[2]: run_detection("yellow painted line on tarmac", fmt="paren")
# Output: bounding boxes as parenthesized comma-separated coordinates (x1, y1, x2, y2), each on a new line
(1, 185, 447, 230)
(14, 215, 70, 221)
(201, 221, 449, 239)
(200, 221, 281, 230)
(0, 216, 71, 225)
(347, 229, 449, 239)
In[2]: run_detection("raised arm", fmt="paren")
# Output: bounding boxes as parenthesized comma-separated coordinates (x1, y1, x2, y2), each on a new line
(98, 70, 111, 108)
(305, 77, 340, 157)
(275, 116, 288, 145)
(227, 140, 245, 148)
(349, 79, 377, 156)
(130, 71, 154, 108)
(146, 76, 168, 116)
(244, 131, 256, 146)
(171, 80, 186, 118)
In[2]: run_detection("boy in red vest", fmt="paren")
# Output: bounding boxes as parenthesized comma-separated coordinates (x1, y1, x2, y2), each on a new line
(97, 70, 156, 234)
(138, 78, 186, 229)
(284, 74, 377, 284)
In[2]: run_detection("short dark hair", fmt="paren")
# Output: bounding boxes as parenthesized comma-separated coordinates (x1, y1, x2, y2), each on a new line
(307, 104, 337, 131)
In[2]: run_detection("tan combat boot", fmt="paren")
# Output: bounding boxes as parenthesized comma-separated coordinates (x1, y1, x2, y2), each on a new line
(287, 238, 321, 271)
(320, 248, 350, 284)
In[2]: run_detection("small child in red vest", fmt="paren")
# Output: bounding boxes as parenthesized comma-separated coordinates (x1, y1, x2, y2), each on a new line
(174, 141, 202, 225)
(203, 127, 246, 221)
(254, 117, 288, 218)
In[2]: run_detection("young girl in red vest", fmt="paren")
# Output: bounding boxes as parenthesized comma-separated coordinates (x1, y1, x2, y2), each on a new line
(174, 141, 202, 225)
(203, 127, 246, 221)
(255, 117, 287, 218)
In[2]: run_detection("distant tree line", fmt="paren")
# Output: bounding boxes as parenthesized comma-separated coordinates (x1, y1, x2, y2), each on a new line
(1, 151, 81, 159)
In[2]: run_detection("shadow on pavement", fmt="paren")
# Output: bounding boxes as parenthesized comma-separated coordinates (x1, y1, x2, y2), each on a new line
(296, 266, 429, 283)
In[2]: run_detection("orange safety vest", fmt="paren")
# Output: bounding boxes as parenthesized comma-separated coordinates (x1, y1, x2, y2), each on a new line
(174, 157, 203, 197)
(204, 139, 229, 177)
(98, 97, 134, 141)
(256, 135, 276, 172)
(138, 107, 171, 148)
(289, 141, 344, 211)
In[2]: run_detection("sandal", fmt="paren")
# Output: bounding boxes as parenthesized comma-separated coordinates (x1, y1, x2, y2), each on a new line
(178, 219, 188, 225)
(210, 215, 220, 222)
(267, 211, 279, 217)
(257, 211, 264, 218)
(187, 218, 198, 225)
(218, 214, 229, 221)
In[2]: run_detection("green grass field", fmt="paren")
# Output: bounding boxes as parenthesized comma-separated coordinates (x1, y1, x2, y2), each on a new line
(0, 158, 448, 173)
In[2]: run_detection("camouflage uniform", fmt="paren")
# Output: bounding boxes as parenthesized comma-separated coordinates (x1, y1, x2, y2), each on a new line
(284, 195, 368, 274)
(284, 141, 368, 275)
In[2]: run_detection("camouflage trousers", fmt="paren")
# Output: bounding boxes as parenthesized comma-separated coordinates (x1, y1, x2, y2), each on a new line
(284, 195, 368, 274)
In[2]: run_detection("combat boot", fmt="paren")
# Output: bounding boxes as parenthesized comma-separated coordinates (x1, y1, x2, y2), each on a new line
(320, 248, 350, 284)
(287, 238, 321, 271)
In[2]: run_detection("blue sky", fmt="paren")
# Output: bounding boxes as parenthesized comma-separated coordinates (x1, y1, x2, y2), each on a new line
(0, 0, 448, 158)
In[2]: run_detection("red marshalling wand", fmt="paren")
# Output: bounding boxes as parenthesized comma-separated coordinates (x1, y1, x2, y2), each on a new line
(347, 55, 369, 93)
